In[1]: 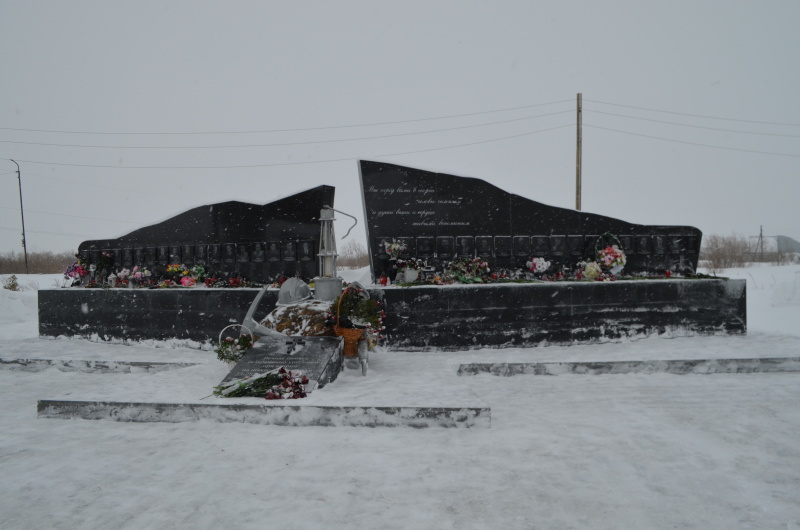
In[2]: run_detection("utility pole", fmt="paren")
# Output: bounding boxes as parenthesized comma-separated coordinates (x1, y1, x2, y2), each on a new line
(9, 159, 29, 274)
(576, 93, 582, 211)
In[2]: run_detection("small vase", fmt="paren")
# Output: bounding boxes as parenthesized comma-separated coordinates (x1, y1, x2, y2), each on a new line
(404, 268, 419, 283)
(388, 259, 398, 282)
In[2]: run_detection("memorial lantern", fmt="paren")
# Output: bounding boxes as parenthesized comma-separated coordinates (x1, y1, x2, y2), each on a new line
(313, 205, 357, 301)
(317, 207, 337, 278)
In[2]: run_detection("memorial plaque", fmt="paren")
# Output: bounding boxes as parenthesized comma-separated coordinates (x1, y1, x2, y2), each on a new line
(237, 243, 250, 263)
(618, 235, 634, 255)
(208, 244, 221, 265)
(568, 235, 584, 256)
(157, 246, 169, 266)
(266, 241, 281, 261)
(145, 247, 156, 266)
(416, 237, 434, 259)
(282, 241, 296, 262)
(669, 235, 685, 254)
(222, 243, 236, 263)
(89, 248, 100, 265)
(685, 236, 698, 254)
(494, 236, 512, 257)
(251, 242, 266, 263)
(375, 237, 391, 261)
(359, 160, 702, 275)
(532, 236, 549, 256)
(194, 244, 207, 265)
(653, 235, 666, 255)
(220, 335, 343, 391)
(635, 235, 651, 255)
(169, 244, 181, 264)
(122, 248, 133, 267)
(476, 236, 493, 258)
(181, 244, 195, 265)
(456, 236, 475, 259)
(513, 236, 530, 258)
(436, 236, 454, 260)
(133, 247, 144, 266)
(298, 239, 315, 278)
(550, 235, 567, 256)
(398, 237, 414, 259)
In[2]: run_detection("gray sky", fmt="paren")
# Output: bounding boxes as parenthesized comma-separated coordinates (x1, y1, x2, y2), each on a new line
(1, 1, 798, 254)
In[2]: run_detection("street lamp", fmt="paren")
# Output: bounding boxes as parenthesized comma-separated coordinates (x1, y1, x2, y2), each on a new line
(8, 159, 29, 274)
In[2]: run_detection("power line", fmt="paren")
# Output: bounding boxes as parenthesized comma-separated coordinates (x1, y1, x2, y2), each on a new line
(0, 205, 136, 224)
(585, 99, 800, 127)
(0, 225, 95, 238)
(586, 109, 800, 138)
(0, 123, 575, 169)
(0, 110, 574, 149)
(22, 171, 174, 198)
(585, 124, 800, 158)
(0, 99, 574, 136)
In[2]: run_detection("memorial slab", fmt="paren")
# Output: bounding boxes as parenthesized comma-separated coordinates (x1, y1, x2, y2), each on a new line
(220, 335, 343, 391)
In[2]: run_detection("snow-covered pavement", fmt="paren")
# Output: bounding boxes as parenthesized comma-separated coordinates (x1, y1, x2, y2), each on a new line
(1, 266, 799, 529)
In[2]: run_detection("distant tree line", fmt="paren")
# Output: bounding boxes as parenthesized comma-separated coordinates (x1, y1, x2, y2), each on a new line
(0, 250, 75, 275)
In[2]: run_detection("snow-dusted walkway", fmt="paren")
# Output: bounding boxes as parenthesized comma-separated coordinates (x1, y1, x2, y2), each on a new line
(1, 267, 799, 528)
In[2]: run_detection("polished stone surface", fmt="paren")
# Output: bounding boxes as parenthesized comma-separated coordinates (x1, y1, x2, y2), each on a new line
(78, 185, 334, 282)
(359, 160, 702, 276)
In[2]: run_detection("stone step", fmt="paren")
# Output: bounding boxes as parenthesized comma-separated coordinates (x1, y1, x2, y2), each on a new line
(457, 357, 800, 376)
(1, 358, 199, 374)
(37, 400, 490, 429)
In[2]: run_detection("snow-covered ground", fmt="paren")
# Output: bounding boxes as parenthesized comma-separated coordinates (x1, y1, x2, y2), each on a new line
(1, 266, 799, 529)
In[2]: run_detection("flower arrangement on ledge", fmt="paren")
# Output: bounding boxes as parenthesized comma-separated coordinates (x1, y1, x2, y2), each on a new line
(384, 239, 407, 260)
(331, 284, 386, 341)
(445, 257, 491, 283)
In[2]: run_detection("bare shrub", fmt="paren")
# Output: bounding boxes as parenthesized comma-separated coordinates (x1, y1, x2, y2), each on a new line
(0, 250, 76, 274)
(700, 235, 752, 273)
(337, 240, 370, 270)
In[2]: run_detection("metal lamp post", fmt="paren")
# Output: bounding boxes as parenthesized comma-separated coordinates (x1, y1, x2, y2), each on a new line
(9, 159, 29, 274)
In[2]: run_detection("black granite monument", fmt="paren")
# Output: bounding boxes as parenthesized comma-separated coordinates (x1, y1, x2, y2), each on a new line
(78, 185, 334, 284)
(359, 160, 701, 277)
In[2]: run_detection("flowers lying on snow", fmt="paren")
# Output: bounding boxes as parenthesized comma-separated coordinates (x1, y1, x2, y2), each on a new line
(213, 367, 309, 400)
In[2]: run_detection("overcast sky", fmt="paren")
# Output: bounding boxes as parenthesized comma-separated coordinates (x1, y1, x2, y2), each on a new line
(1, 1, 798, 254)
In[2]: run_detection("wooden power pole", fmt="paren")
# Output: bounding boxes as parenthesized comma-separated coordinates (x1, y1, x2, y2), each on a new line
(576, 93, 582, 211)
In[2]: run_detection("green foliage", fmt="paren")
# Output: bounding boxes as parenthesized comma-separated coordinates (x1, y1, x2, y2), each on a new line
(215, 334, 254, 364)
(213, 373, 283, 397)
(332, 287, 383, 330)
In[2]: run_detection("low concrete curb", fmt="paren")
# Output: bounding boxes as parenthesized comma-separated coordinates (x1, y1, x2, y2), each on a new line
(37, 400, 491, 429)
(457, 357, 800, 376)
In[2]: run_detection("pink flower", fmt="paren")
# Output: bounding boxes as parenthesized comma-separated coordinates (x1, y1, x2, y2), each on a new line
(180, 276, 196, 287)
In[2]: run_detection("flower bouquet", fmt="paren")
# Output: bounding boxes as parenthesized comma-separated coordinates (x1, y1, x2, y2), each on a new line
(595, 233, 627, 275)
(332, 284, 385, 356)
(383, 239, 407, 260)
(526, 256, 551, 276)
(446, 257, 490, 283)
